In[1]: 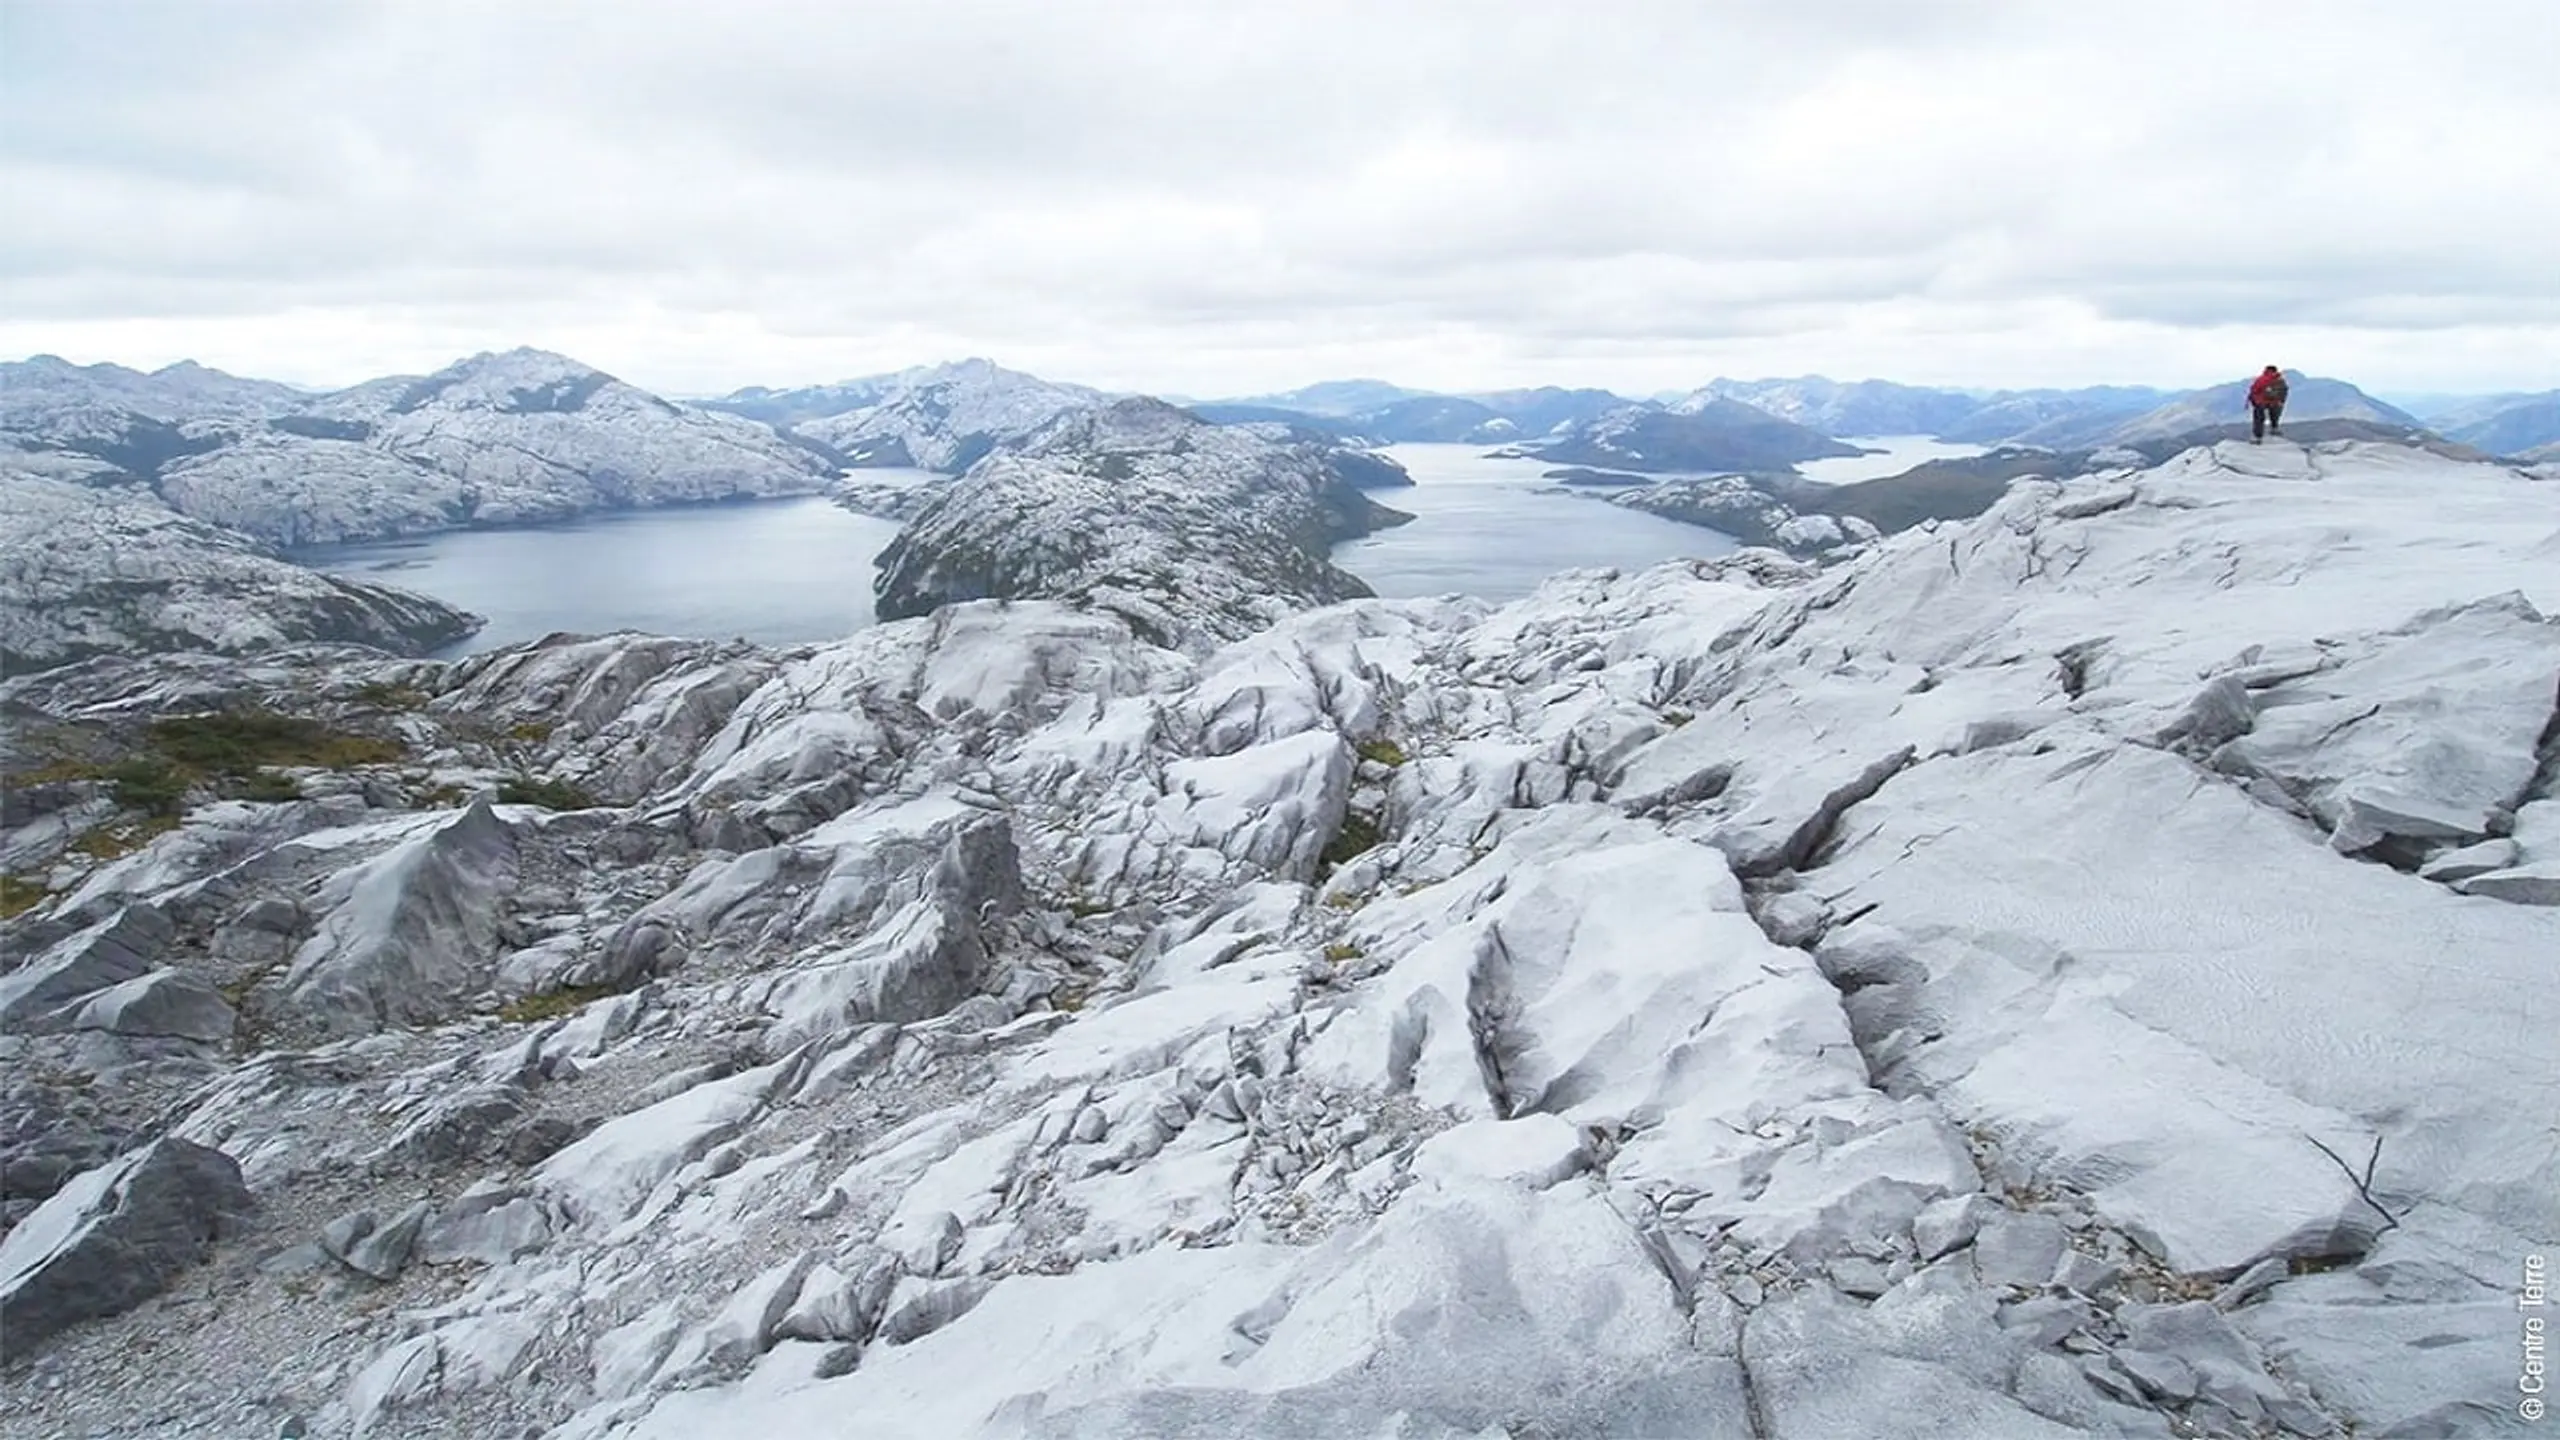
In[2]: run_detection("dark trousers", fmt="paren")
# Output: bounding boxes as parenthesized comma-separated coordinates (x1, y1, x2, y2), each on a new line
(2252, 402, 2284, 439)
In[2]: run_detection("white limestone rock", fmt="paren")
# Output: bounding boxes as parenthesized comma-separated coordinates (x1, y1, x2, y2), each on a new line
(873, 398, 1409, 649)
(0, 474, 479, 671)
(281, 797, 521, 1035)
(795, 358, 1107, 472)
(69, 968, 236, 1043)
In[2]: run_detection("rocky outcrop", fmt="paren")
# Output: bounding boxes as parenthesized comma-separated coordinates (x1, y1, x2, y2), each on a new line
(0, 475, 482, 672)
(790, 359, 1107, 472)
(281, 797, 521, 1036)
(0, 1138, 254, 1350)
(1, 349, 832, 552)
(873, 398, 1411, 647)
(1524, 398, 1859, 472)
(0, 435, 2551, 1437)
(1600, 472, 1882, 559)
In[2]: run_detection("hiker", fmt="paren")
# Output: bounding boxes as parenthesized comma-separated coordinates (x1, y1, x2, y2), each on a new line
(2248, 366, 2289, 442)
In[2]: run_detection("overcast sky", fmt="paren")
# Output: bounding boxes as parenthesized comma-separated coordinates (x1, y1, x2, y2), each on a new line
(5, 0, 2555, 399)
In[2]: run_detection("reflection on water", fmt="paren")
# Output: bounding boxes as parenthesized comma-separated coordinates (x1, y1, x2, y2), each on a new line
(1334, 444, 1737, 601)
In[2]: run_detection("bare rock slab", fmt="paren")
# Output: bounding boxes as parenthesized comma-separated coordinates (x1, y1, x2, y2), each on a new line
(0, 1137, 254, 1349)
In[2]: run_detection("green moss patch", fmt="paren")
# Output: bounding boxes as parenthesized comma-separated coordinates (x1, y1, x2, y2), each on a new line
(148, 710, 404, 773)
(71, 815, 180, 860)
(1319, 810, 1383, 873)
(496, 775, 600, 810)
(0, 874, 51, 919)
(352, 680, 432, 711)
(498, 983, 619, 1023)
(1354, 738, 1409, 768)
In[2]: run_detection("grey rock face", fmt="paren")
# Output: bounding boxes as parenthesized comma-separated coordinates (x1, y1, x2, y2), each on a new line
(0, 1138, 254, 1349)
(2208, 593, 2558, 860)
(0, 905, 174, 1032)
(281, 798, 521, 1035)
(0, 475, 480, 673)
(873, 398, 1409, 648)
(1972, 1211, 2069, 1289)
(2417, 836, 2518, 882)
(70, 969, 237, 1043)
(341, 1200, 432, 1281)
(1913, 1193, 2002, 1261)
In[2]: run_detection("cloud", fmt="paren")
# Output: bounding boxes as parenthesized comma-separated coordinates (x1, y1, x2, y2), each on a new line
(3, 0, 2554, 395)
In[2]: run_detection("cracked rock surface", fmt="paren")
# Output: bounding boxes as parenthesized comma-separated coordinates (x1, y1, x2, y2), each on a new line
(1, 436, 2554, 1439)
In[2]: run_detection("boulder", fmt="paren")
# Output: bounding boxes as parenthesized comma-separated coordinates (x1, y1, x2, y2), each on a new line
(419, 1181, 552, 1266)
(342, 1200, 432, 1281)
(0, 906, 175, 1032)
(1912, 1194, 2001, 1262)
(282, 798, 520, 1035)
(775, 1254, 900, 1345)
(70, 969, 236, 1044)
(0, 1138, 254, 1348)
(2416, 836, 2518, 883)
(1971, 1211, 2068, 1289)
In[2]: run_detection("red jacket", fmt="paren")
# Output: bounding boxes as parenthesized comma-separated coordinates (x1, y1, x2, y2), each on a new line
(2249, 371, 2288, 407)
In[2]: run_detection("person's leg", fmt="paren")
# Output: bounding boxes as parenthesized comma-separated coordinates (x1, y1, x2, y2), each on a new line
(2270, 401, 2283, 434)
(2252, 404, 2267, 440)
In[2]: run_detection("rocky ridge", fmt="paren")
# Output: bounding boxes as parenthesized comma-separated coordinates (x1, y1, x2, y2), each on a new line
(1516, 399, 1859, 473)
(0, 477, 481, 673)
(871, 398, 1413, 647)
(786, 360, 1109, 473)
(0, 435, 2552, 1437)
(0, 349, 832, 550)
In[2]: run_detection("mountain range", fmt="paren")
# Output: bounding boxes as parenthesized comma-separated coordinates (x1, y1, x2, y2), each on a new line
(7, 346, 2556, 678)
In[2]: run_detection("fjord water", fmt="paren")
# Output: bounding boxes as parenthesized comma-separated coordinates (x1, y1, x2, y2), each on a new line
(1793, 434, 1988, 485)
(301, 443, 1779, 653)
(1333, 443, 1739, 600)
(300, 494, 906, 655)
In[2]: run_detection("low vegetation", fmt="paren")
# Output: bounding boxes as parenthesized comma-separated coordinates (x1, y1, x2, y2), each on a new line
(1319, 809, 1383, 872)
(147, 709, 404, 774)
(0, 874, 50, 919)
(498, 983, 619, 1023)
(351, 679, 432, 711)
(1354, 737, 1409, 767)
(496, 774, 599, 810)
(70, 815, 180, 860)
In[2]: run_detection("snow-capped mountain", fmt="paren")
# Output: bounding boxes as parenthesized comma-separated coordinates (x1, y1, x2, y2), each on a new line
(873, 398, 1409, 646)
(1525, 399, 1859, 472)
(1, 432, 2551, 1438)
(1462, 386, 1644, 439)
(791, 360, 1109, 472)
(0, 473, 479, 671)
(696, 377, 909, 430)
